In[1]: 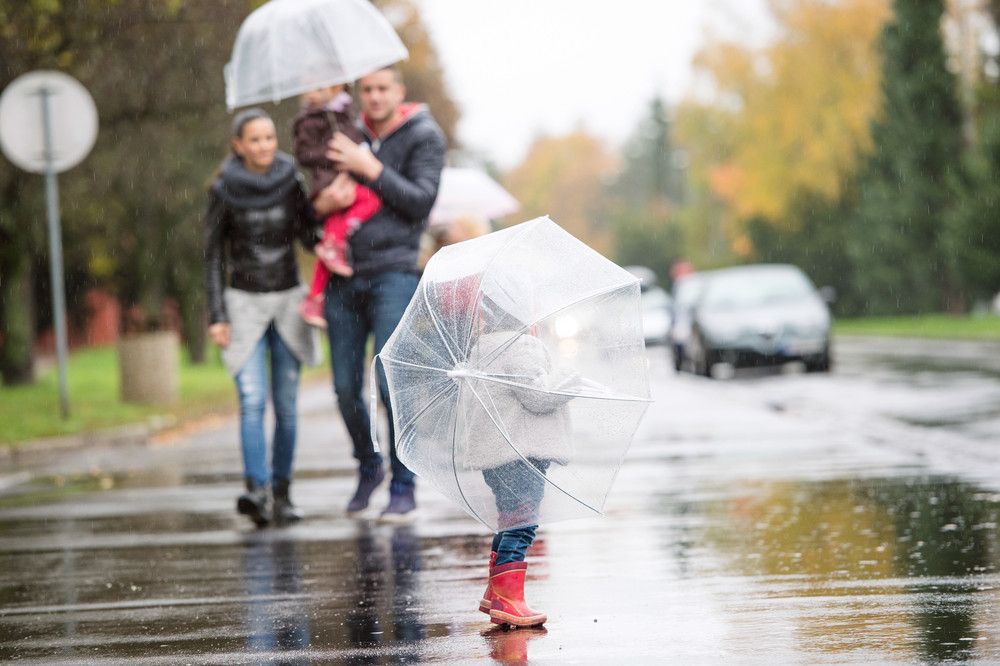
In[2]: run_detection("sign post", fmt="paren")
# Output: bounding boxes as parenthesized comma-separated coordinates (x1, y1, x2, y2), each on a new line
(0, 71, 99, 418)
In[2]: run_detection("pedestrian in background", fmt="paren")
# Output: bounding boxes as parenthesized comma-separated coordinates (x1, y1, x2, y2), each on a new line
(205, 108, 321, 528)
(313, 64, 446, 522)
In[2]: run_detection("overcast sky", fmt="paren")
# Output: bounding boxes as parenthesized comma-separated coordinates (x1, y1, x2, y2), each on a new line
(411, 0, 773, 169)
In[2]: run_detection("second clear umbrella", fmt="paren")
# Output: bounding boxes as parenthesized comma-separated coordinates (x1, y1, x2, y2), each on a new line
(224, 0, 408, 110)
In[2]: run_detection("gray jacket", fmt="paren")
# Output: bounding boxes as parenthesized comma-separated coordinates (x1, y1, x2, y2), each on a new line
(458, 332, 577, 470)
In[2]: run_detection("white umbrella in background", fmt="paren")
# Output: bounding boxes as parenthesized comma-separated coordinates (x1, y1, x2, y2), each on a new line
(224, 0, 408, 110)
(429, 167, 521, 226)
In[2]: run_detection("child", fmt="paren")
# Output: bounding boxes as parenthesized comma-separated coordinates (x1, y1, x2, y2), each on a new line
(292, 84, 381, 328)
(463, 303, 579, 628)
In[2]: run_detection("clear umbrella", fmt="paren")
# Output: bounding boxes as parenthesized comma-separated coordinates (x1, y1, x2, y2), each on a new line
(374, 216, 651, 531)
(224, 0, 408, 110)
(428, 167, 521, 226)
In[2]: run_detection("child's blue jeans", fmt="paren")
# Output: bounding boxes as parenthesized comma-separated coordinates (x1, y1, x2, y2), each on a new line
(484, 458, 550, 566)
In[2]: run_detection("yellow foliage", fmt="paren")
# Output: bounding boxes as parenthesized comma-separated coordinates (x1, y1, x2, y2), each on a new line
(504, 131, 620, 255)
(680, 0, 892, 232)
(708, 163, 745, 201)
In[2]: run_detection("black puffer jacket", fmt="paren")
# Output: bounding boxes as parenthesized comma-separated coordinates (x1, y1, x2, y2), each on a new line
(205, 152, 320, 324)
(347, 103, 446, 277)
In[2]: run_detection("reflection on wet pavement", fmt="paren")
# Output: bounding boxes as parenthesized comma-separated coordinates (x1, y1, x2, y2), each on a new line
(698, 475, 999, 663)
(2, 345, 1000, 662)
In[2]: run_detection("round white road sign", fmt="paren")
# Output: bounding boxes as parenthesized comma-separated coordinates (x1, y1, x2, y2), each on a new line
(0, 70, 98, 174)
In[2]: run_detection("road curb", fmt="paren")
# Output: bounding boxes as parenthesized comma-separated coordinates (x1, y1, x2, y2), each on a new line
(0, 422, 154, 467)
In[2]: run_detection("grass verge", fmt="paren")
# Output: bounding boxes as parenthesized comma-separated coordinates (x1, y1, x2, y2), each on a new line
(834, 313, 1000, 340)
(2, 343, 330, 447)
(5, 314, 998, 446)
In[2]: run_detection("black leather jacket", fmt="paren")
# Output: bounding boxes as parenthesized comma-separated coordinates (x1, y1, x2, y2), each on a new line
(205, 152, 319, 324)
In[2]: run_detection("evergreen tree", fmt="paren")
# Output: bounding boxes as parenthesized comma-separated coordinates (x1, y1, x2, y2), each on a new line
(747, 188, 858, 316)
(612, 97, 689, 283)
(947, 109, 1000, 308)
(948, 2, 1000, 309)
(850, 0, 965, 314)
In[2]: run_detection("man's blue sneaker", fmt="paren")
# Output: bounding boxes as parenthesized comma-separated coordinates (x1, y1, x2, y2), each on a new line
(377, 481, 417, 524)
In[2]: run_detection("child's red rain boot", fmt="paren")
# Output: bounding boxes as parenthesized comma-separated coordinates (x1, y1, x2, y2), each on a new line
(479, 551, 498, 614)
(316, 240, 353, 277)
(298, 296, 327, 329)
(488, 561, 546, 628)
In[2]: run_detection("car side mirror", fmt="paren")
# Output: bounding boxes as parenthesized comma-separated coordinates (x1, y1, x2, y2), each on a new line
(818, 286, 837, 305)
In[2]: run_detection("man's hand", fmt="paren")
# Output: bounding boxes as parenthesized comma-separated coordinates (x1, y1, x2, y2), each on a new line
(327, 131, 383, 182)
(209, 322, 230, 348)
(313, 172, 358, 217)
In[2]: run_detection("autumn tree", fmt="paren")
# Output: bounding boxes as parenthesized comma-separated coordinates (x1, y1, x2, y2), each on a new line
(0, 0, 459, 386)
(676, 0, 891, 243)
(374, 0, 459, 147)
(0, 0, 243, 383)
(504, 131, 619, 255)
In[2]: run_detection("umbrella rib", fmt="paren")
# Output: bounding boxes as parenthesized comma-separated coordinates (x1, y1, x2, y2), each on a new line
(450, 434, 493, 530)
(468, 372, 650, 403)
(422, 282, 463, 368)
(378, 358, 458, 438)
(397, 381, 454, 436)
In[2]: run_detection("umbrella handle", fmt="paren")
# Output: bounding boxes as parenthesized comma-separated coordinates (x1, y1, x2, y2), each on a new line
(566, 376, 616, 396)
(368, 355, 382, 454)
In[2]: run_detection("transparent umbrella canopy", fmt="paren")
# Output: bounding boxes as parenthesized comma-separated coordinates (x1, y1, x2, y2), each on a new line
(375, 217, 651, 531)
(224, 0, 408, 110)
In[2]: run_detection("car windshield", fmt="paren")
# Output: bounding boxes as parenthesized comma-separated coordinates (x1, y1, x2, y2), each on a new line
(700, 268, 815, 311)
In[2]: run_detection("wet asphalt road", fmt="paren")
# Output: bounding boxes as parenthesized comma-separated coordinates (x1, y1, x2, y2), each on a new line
(3, 336, 1000, 664)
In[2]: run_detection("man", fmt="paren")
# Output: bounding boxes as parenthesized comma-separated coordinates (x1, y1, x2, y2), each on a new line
(315, 65, 446, 522)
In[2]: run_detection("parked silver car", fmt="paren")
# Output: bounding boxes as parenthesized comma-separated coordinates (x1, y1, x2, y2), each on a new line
(678, 264, 833, 376)
(625, 266, 674, 346)
(641, 285, 673, 346)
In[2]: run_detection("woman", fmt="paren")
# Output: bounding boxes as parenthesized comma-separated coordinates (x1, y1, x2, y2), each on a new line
(205, 108, 321, 527)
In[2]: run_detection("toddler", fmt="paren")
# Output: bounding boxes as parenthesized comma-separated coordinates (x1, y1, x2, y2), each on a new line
(293, 84, 381, 328)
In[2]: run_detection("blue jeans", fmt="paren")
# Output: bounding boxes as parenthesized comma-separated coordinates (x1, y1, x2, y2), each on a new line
(324, 271, 418, 487)
(235, 324, 301, 485)
(485, 459, 550, 565)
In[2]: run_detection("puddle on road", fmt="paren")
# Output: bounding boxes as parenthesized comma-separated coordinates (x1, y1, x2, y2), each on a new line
(687, 474, 1000, 663)
(1, 474, 999, 663)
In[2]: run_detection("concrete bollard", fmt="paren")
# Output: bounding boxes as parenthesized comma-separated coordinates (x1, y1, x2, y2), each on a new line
(118, 330, 179, 404)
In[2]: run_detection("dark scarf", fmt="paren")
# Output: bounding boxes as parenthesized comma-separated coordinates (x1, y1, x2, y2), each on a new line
(212, 151, 298, 208)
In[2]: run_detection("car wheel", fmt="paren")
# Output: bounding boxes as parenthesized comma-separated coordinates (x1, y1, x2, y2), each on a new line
(805, 344, 832, 373)
(806, 353, 831, 373)
(690, 331, 714, 377)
